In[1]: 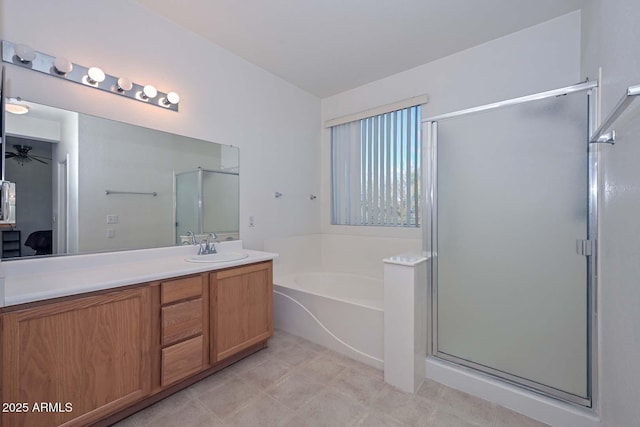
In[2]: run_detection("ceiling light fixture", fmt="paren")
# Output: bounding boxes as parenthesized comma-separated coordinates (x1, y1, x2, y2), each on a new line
(2, 40, 180, 111)
(5, 103, 30, 115)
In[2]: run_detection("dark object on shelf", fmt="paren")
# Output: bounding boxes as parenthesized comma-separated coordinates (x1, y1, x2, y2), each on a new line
(2, 229, 21, 258)
(25, 230, 52, 255)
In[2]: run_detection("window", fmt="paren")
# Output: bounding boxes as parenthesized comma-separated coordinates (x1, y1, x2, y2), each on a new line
(331, 105, 421, 227)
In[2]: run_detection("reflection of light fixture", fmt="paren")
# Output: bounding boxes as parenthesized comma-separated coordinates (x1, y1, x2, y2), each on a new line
(140, 84, 157, 100)
(53, 57, 73, 75)
(162, 91, 180, 106)
(14, 44, 35, 63)
(5, 103, 30, 115)
(86, 66, 105, 85)
(116, 77, 133, 92)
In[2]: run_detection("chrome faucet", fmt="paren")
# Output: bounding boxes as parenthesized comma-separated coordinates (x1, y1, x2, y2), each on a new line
(186, 230, 197, 245)
(206, 233, 218, 254)
(198, 239, 209, 255)
(197, 233, 218, 255)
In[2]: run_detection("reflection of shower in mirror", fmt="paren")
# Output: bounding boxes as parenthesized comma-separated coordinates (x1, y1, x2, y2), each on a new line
(175, 167, 240, 246)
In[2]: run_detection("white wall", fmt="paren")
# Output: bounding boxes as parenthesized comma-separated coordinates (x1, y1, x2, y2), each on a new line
(0, 0, 321, 251)
(5, 115, 60, 141)
(581, 1, 640, 425)
(320, 11, 582, 239)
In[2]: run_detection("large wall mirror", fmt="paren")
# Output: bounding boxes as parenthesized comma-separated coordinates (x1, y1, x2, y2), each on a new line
(1, 99, 239, 259)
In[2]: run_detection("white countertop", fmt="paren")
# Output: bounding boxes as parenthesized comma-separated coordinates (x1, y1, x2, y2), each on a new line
(0, 241, 277, 308)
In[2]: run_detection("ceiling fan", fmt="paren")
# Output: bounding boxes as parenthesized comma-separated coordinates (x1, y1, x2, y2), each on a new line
(5, 144, 51, 166)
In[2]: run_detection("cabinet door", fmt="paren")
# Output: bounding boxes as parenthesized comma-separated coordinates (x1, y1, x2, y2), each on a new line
(211, 261, 273, 362)
(1, 287, 152, 427)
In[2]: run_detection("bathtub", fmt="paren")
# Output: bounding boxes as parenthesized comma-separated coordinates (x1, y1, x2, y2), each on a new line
(273, 272, 384, 369)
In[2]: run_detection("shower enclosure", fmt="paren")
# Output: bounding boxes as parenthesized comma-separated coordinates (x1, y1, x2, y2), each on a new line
(422, 81, 598, 407)
(174, 167, 239, 244)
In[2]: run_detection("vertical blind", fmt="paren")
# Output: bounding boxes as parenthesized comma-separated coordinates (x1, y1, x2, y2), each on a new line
(331, 105, 421, 226)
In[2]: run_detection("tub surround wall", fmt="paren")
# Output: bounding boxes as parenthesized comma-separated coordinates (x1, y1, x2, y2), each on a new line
(383, 253, 428, 393)
(321, 234, 422, 279)
(263, 234, 323, 277)
(264, 233, 421, 279)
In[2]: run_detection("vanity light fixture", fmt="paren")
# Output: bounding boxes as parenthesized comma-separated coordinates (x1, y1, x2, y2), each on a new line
(162, 91, 180, 107)
(1, 40, 180, 112)
(53, 57, 73, 75)
(115, 77, 133, 92)
(14, 44, 35, 63)
(86, 66, 106, 85)
(140, 84, 157, 100)
(5, 103, 29, 115)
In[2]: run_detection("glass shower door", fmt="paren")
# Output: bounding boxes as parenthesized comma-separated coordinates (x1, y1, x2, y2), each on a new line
(429, 89, 592, 404)
(202, 170, 239, 234)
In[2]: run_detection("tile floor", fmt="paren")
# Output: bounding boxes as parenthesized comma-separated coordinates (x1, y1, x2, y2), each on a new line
(114, 330, 548, 427)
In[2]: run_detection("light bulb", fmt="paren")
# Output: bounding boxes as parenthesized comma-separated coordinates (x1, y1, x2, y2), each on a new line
(87, 67, 105, 84)
(162, 91, 180, 106)
(5, 103, 30, 115)
(53, 57, 73, 75)
(116, 77, 133, 92)
(142, 85, 157, 100)
(14, 44, 36, 63)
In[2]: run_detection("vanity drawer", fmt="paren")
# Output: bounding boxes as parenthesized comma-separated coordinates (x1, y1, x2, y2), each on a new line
(161, 335, 204, 387)
(162, 298, 203, 346)
(161, 275, 202, 304)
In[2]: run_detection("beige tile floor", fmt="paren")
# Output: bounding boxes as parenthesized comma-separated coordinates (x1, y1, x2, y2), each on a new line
(114, 330, 548, 427)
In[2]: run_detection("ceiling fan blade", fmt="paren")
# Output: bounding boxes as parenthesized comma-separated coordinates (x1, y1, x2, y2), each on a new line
(31, 157, 49, 164)
(5, 153, 17, 158)
(31, 155, 53, 161)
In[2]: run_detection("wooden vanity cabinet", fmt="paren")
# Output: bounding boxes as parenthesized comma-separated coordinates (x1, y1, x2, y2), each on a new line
(210, 261, 273, 362)
(0, 260, 273, 427)
(0, 287, 152, 427)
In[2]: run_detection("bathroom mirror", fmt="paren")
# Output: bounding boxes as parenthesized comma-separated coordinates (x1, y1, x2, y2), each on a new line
(1, 99, 239, 259)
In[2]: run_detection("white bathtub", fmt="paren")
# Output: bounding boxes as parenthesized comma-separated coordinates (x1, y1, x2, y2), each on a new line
(273, 272, 384, 369)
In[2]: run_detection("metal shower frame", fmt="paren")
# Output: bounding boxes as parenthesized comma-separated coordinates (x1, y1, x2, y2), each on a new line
(421, 80, 600, 408)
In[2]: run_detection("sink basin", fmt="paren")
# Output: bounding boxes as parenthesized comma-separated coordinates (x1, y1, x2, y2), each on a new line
(185, 252, 249, 263)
